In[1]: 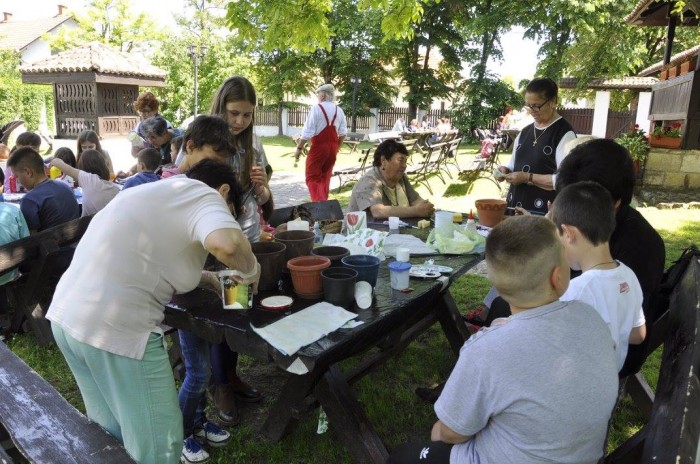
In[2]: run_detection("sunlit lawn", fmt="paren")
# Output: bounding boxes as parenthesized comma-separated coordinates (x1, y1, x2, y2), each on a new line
(5, 134, 700, 462)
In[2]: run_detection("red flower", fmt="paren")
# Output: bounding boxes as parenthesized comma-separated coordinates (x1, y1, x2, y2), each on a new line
(365, 238, 374, 247)
(347, 214, 358, 226)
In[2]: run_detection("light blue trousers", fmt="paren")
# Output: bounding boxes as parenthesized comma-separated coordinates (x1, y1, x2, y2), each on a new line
(52, 324, 183, 464)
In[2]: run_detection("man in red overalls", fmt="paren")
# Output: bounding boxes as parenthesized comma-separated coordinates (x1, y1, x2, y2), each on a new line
(295, 84, 348, 202)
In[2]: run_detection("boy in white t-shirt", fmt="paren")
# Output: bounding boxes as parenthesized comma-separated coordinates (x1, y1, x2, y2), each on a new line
(552, 180, 646, 370)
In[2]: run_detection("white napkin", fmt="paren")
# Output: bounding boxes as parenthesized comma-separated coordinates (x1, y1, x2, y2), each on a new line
(250, 302, 357, 356)
(383, 234, 436, 256)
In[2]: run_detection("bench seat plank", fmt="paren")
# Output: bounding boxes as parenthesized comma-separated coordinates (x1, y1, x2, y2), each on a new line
(0, 341, 135, 463)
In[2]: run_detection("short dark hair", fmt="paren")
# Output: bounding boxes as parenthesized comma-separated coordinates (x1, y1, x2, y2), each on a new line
(16, 131, 41, 149)
(486, 215, 563, 303)
(7, 146, 44, 173)
(556, 138, 635, 205)
(183, 115, 236, 157)
(140, 116, 169, 137)
(373, 139, 409, 167)
(525, 78, 558, 101)
(77, 149, 110, 180)
(186, 159, 243, 218)
(551, 181, 616, 246)
(54, 147, 76, 167)
(137, 148, 162, 172)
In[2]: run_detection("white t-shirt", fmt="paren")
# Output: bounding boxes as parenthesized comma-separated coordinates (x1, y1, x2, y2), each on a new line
(47, 178, 240, 360)
(78, 170, 120, 216)
(300, 102, 348, 140)
(560, 261, 645, 370)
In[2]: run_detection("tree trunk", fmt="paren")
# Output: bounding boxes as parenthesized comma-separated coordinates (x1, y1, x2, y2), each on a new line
(277, 100, 284, 136)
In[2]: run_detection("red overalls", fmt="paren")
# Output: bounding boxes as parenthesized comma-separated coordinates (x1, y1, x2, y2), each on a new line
(305, 104, 340, 202)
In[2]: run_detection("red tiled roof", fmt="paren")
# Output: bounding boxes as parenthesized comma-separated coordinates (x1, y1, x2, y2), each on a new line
(20, 41, 166, 80)
(559, 76, 658, 90)
(638, 44, 700, 76)
(0, 15, 74, 51)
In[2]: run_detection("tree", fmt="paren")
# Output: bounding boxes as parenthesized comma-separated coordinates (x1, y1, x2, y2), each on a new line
(47, 0, 163, 53)
(0, 50, 54, 133)
(151, 0, 254, 124)
(253, 51, 317, 135)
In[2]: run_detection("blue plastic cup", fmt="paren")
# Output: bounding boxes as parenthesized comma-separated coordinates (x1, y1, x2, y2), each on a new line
(341, 254, 381, 287)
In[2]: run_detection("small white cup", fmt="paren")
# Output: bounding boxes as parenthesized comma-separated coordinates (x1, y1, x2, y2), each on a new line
(354, 281, 373, 309)
(388, 216, 400, 231)
(396, 247, 410, 262)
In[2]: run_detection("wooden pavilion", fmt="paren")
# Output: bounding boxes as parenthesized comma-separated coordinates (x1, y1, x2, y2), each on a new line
(19, 41, 166, 138)
(626, 0, 700, 149)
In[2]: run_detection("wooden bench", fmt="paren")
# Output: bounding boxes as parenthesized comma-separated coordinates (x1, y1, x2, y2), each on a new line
(0, 215, 93, 346)
(605, 253, 700, 463)
(0, 340, 135, 463)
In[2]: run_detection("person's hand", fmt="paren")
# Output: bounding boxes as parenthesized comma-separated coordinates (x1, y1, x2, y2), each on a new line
(200, 270, 220, 293)
(250, 164, 267, 187)
(259, 230, 274, 242)
(503, 170, 528, 185)
(513, 207, 530, 216)
(232, 262, 261, 294)
(414, 199, 435, 217)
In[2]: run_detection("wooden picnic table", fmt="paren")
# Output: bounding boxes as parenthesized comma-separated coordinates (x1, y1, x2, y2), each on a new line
(163, 222, 481, 463)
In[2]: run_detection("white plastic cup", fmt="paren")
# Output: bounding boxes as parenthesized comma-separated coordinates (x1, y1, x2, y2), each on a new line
(434, 211, 453, 235)
(388, 216, 400, 231)
(396, 247, 410, 262)
(354, 281, 373, 309)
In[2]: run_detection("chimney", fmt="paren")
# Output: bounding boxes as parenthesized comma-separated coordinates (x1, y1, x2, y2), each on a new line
(2, 12, 12, 22)
(57, 4, 67, 16)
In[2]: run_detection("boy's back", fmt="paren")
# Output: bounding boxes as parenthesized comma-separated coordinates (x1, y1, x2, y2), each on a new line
(22, 180, 79, 231)
(435, 299, 618, 464)
(561, 261, 644, 370)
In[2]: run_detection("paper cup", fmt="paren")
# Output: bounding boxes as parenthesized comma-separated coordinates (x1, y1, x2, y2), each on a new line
(218, 270, 252, 310)
(344, 211, 367, 234)
(434, 211, 453, 236)
(396, 247, 410, 262)
(388, 216, 400, 231)
(354, 281, 373, 309)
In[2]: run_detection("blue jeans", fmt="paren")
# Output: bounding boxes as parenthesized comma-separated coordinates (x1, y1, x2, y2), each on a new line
(178, 330, 210, 437)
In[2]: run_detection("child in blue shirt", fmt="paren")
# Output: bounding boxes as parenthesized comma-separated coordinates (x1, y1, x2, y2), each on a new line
(122, 148, 162, 190)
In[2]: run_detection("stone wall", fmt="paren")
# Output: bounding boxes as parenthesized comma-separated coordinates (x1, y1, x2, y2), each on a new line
(638, 148, 700, 204)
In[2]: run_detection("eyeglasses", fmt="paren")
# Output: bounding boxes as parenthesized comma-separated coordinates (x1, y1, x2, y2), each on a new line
(524, 98, 552, 112)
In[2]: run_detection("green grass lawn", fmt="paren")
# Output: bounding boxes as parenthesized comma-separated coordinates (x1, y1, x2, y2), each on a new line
(5, 135, 700, 462)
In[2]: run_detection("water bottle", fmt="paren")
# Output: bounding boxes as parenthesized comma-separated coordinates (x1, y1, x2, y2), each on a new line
(313, 221, 322, 244)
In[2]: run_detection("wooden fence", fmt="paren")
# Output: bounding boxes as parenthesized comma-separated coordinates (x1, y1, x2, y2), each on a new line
(256, 108, 278, 126)
(558, 107, 635, 138)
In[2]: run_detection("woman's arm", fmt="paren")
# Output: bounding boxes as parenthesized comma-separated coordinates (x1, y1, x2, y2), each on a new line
(203, 227, 260, 291)
(503, 171, 554, 191)
(369, 199, 434, 219)
(49, 159, 81, 184)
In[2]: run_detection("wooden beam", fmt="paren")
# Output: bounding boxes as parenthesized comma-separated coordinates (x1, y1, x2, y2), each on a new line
(21, 72, 164, 87)
(664, 15, 678, 65)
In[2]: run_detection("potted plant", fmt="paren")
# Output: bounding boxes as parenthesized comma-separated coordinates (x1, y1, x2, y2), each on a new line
(616, 124, 650, 173)
(649, 122, 683, 149)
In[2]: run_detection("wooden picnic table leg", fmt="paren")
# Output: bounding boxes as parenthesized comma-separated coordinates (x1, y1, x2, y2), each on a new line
(314, 365, 389, 464)
(435, 291, 470, 356)
(261, 369, 321, 441)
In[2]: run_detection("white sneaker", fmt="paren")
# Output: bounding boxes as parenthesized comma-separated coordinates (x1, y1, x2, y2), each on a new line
(181, 436, 209, 463)
(194, 422, 231, 448)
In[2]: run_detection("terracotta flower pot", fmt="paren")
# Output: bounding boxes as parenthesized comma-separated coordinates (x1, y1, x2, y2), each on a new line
(680, 57, 697, 75)
(287, 256, 331, 299)
(649, 136, 682, 149)
(475, 199, 507, 227)
(659, 69, 668, 81)
(668, 65, 680, 79)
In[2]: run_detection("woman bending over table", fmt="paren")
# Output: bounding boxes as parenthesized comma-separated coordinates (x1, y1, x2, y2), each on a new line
(349, 139, 434, 219)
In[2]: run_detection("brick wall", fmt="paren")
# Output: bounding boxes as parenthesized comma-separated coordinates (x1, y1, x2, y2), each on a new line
(639, 148, 700, 204)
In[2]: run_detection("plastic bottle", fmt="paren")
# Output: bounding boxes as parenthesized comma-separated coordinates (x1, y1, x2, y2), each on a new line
(313, 221, 323, 244)
(466, 209, 477, 233)
(8, 175, 16, 193)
